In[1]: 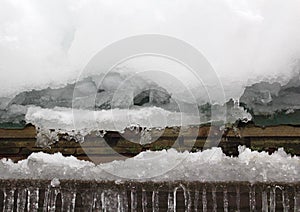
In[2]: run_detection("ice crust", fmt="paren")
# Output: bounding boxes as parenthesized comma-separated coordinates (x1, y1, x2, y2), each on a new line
(0, 72, 173, 126)
(9, 73, 172, 110)
(0, 72, 251, 146)
(26, 105, 250, 132)
(240, 74, 300, 115)
(0, 146, 299, 182)
(24, 104, 251, 147)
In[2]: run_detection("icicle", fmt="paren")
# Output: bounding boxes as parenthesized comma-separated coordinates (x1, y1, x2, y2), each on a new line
(261, 188, 268, 212)
(3, 188, 15, 212)
(42, 187, 50, 211)
(117, 190, 127, 212)
(46, 188, 60, 212)
(236, 186, 240, 212)
(212, 185, 217, 212)
(173, 187, 178, 211)
(249, 186, 256, 211)
(294, 188, 300, 212)
(269, 187, 276, 212)
(282, 189, 290, 212)
(202, 187, 207, 212)
(223, 186, 228, 212)
(17, 188, 27, 212)
(131, 187, 137, 211)
(92, 192, 98, 211)
(167, 191, 174, 212)
(101, 191, 106, 211)
(182, 184, 191, 211)
(61, 189, 76, 212)
(152, 190, 159, 212)
(117, 192, 122, 212)
(194, 189, 199, 212)
(27, 188, 39, 212)
(142, 189, 147, 212)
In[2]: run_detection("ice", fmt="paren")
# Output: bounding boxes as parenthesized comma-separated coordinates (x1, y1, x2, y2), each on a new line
(0, 146, 299, 182)
(0, 72, 190, 128)
(0, 69, 251, 133)
(25, 103, 251, 146)
(6, 73, 171, 111)
(26, 106, 198, 132)
(9, 84, 75, 109)
(0, 104, 27, 126)
(240, 74, 300, 115)
(0, 97, 11, 110)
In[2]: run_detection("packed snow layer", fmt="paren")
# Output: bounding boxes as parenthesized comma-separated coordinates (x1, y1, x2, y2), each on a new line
(25, 105, 251, 132)
(26, 106, 197, 132)
(0, 147, 299, 182)
(25, 104, 251, 147)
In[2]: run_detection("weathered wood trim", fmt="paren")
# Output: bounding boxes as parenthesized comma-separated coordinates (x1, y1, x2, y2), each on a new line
(0, 124, 300, 163)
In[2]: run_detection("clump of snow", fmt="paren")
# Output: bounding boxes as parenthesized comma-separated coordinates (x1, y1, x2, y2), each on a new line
(26, 105, 250, 133)
(25, 105, 251, 147)
(50, 178, 60, 187)
(26, 106, 200, 132)
(0, 147, 299, 183)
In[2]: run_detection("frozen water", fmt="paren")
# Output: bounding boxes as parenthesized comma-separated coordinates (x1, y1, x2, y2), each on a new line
(240, 75, 300, 115)
(25, 104, 250, 146)
(25, 106, 195, 132)
(0, 104, 27, 125)
(0, 71, 252, 145)
(7, 73, 171, 110)
(0, 72, 187, 128)
(0, 146, 299, 182)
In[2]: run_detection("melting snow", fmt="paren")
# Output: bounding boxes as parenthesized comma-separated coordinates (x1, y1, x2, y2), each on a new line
(0, 146, 299, 182)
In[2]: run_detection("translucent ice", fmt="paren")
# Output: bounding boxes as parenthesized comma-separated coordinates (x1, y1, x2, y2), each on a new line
(240, 74, 300, 115)
(25, 104, 251, 146)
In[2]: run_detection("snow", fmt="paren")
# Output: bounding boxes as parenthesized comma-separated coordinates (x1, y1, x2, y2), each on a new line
(26, 106, 198, 132)
(50, 178, 60, 187)
(0, 146, 299, 182)
(25, 104, 250, 133)
(1, 0, 300, 100)
(0, 70, 251, 132)
(25, 105, 251, 147)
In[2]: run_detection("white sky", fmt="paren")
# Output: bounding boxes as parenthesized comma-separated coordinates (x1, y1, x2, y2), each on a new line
(1, 0, 300, 98)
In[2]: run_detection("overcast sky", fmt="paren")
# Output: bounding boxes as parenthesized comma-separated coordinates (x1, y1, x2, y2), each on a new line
(1, 0, 300, 97)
